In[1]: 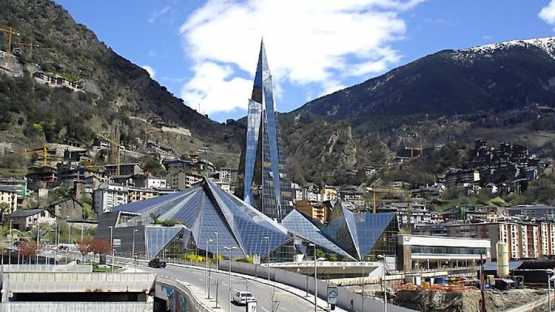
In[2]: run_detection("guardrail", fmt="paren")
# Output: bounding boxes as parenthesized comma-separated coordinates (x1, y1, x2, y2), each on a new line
(267, 261, 381, 268)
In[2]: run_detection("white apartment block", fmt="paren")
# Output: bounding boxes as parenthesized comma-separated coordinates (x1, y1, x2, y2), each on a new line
(447, 221, 555, 260)
(145, 177, 166, 189)
(94, 184, 128, 213)
(0, 186, 18, 213)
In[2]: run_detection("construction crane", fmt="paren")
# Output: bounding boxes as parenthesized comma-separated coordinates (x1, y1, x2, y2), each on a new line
(20, 145, 50, 167)
(0, 26, 19, 53)
(97, 121, 123, 176)
(366, 187, 410, 214)
(96, 134, 123, 176)
(13, 40, 39, 58)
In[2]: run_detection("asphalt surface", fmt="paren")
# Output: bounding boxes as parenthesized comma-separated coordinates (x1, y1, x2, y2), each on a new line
(141, 262, 323, 312)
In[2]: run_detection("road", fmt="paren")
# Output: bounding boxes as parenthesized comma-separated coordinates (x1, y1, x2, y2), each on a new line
(140, 262, 324, 312)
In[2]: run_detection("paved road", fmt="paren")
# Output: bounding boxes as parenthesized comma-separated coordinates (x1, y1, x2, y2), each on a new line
(141, 263, 324, 312)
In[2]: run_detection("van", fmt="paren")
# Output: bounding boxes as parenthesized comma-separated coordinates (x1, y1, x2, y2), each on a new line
(232, 291, 256, 305)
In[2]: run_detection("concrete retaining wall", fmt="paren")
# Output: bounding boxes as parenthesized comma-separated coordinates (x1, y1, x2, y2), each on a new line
(156, 277, 213, 312)
(1, 264, 93, 273)
(3, 272, 155, 294)
(0, 302, 151, 312)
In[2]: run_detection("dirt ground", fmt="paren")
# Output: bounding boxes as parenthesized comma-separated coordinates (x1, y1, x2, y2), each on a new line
(392, 288, 547, 312)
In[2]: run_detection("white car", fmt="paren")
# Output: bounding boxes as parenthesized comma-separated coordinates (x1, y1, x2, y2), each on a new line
(232, 291, 256, 305)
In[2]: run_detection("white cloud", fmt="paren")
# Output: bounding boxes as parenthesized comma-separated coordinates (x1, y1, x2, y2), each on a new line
(181, 62, 252, 114)
(540, 1, 555, 25)
(148, 6, 171, 24)
(180, 0, 425, 115)
(141, 65, 156, 79)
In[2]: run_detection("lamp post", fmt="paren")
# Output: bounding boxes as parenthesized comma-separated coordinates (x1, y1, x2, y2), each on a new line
(263, 236, 270, 282)
(67, 217, 72, 245)
(224, 246, 237, 312)
(214, 232, 219, 270)
(8, 219, 12, 265)
(54, 222, 58, 265)
(377, 255, 387, 312)
(206, 238, 213, 297)
(109, 226, 113, 272)
(36, 226, 40, 264)
(132, 229, 138, 269)
(548, 269, 554, 312)
(309, 243, 325, 312)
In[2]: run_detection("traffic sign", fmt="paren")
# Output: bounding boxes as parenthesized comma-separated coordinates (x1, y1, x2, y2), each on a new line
(327, 285, 338, 305)
(246, 300, 257, 312)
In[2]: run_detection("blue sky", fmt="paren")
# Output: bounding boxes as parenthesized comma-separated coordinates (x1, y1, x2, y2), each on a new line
(55, 0, 555, 122)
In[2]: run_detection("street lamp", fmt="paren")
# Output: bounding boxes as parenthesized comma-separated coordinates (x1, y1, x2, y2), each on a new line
(109, 226, 113, 272)
(377, 254, 387, 312)
(263, 236, 270, 282)
(548, 269, 555, 312)
(36, 226, 41, 264)
(309, 243, 325, 312)
(67, 217, 72, 245)
(224, 246, 237, 312)
(8, 219, 12, 265)
(206, 238, 213, 297)
(214, 232, 219, 270)
(132, 229, 139, 269)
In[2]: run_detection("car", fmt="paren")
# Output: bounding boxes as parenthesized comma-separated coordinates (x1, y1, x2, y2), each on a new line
(232, 291, 256, 305)
(148, 258, 167, 268)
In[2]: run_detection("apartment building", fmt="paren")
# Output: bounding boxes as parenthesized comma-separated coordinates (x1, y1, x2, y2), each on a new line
(446, 221, 553, 260)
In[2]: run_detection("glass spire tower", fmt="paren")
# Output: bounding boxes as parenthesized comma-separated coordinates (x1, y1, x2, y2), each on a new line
(237, 40, 293, 221)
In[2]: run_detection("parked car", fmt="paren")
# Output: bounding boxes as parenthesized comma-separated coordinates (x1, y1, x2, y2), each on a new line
(232, 291, 256, 305)
(148, 258, 166, 268)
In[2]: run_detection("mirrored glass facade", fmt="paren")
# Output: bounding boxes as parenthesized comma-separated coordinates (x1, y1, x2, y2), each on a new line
(237, 41, 293, 221)
(97, 179, 291, 259)
(321, 201, 398, 260)
(281, 209, 356, 260)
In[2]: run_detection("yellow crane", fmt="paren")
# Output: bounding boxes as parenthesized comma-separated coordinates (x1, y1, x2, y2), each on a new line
(366, 187, 410, 213)
(19, 145, 50, 167)
(13, 40, 39, 58)
(0, 26, 19, 53)
(97, 134, 123, 176)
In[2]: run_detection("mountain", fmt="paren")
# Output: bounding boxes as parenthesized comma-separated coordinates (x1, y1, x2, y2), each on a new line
(0, 0, 242, 169)
(298, 38, 555, 121)
(281, 38, 555, 185)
